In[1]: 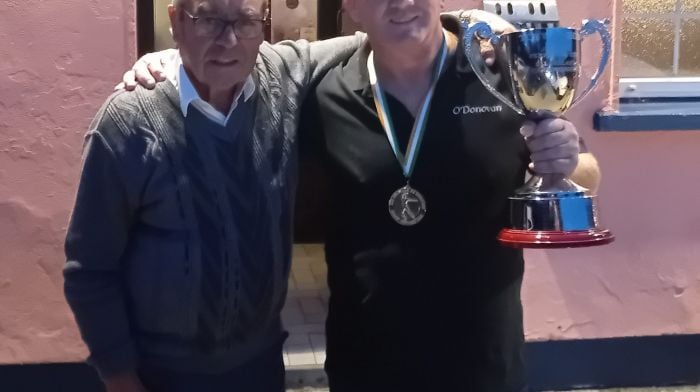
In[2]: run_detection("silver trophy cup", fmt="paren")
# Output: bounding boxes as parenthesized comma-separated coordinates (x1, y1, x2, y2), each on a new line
(463, 19, 614, 248)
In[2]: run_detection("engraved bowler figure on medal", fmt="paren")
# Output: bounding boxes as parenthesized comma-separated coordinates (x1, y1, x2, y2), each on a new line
(388, 186, 427, 226)
(461, 16, 615, 248)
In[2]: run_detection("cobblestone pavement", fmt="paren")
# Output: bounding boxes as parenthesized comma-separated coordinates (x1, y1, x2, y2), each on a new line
(283, 244, 329, 367)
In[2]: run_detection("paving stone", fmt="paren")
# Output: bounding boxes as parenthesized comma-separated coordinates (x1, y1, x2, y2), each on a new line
(281, 299, 305, 327)
(310, 260, 328, 282)
(292, 245, 309, 259)
(293, 265, 316, 285)
(285, 334, 316, 366)
(299, 297, 325, 316)
(286, 323, 325, 335)
(309, 333, 327, 365)
(303, 244, 325, 257)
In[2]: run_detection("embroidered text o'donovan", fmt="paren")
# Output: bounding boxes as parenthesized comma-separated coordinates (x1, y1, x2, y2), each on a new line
(453, 104, 503, 115)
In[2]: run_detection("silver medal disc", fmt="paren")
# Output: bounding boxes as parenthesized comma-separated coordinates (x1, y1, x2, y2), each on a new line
(388, 185, 427, 226)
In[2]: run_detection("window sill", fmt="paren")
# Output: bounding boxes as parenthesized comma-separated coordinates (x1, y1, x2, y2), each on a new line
(594, 101, 700, 132)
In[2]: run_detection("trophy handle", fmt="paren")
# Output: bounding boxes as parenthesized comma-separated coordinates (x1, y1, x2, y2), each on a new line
(572, 19, 612, 107)
(462, 21, 525, 116)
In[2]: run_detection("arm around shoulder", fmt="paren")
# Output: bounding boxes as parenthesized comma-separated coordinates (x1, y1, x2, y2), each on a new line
(268, 32, 366, 88)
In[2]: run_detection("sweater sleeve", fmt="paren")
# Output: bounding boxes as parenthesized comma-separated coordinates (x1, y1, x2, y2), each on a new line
(269, 32, 366, 90)
(63, 106, 139, 380)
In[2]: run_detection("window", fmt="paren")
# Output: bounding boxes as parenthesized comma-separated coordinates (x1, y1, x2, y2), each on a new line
(621, 0, 700, 99)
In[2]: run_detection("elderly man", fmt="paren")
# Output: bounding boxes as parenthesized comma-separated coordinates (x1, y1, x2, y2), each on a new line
(63, 0, 365, 391)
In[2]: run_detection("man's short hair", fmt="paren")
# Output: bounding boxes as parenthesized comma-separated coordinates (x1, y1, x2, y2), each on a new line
(172, 0, 269, 15)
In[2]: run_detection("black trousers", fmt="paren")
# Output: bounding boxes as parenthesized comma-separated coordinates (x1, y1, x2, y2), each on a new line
(137, 344, 285, 392)
(328, 372, 530, 392)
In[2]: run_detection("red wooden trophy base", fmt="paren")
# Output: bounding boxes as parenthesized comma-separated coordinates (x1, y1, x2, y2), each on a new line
(498, 228, 615, 249)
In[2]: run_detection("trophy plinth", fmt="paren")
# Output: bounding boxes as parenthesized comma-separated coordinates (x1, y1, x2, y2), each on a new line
(498, 176, 615, 248)
(463, 19, 615, 248)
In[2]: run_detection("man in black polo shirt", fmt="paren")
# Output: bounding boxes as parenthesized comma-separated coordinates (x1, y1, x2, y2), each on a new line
(298, 1, 601, 391)
(119, 3, 599, 390)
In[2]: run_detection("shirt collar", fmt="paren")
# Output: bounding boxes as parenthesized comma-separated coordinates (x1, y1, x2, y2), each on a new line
(168, 52, 256, 119)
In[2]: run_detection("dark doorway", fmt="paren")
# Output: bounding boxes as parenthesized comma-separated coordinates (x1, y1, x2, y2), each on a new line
(293, 0, 344, 243)
(136, 0, 155, 57)
(317, 0, 343, 39)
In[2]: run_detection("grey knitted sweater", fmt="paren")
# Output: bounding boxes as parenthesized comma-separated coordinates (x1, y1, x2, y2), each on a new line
(63, 35, 364, 378)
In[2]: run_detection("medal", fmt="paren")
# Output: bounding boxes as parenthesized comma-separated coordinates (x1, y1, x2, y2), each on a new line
(368, 33, 448, 226)
(388, 184, 427, 226)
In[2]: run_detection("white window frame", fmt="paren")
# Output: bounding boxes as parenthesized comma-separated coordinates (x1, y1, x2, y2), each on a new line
(620, 77, 700, 99)
(620, 1, 700, 99)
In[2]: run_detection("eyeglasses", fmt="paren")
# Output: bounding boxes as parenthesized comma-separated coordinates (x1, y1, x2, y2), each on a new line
(182, 9, 267, 39)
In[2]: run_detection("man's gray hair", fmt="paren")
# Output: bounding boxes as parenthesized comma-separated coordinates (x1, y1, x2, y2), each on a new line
(171, 0, 270, 14)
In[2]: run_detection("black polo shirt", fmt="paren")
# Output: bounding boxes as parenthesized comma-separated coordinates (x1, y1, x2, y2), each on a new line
(299, 26, 530, 392)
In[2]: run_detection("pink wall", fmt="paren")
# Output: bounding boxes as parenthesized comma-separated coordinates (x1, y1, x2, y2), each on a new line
(0, 0, 698, 367)
(444, 0, 700, 341)
(0, 0, 136, 364)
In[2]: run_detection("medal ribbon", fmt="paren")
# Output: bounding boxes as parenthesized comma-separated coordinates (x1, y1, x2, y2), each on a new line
(367, 34, 448, 180)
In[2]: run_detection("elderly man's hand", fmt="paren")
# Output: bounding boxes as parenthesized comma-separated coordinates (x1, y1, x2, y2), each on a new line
(520, 118, 580, 177)
(114, 48, 179, 91)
